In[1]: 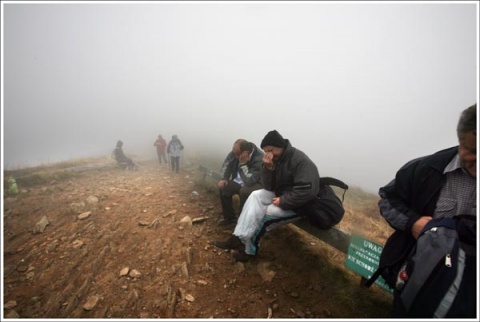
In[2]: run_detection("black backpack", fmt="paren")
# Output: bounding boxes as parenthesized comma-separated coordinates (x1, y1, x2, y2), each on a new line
(367, 215, 476, 318)
(297, 177, 348, 230)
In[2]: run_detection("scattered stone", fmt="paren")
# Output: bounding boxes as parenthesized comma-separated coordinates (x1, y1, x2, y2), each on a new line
(178, 287, 186, 300)
(72, 239, 84, 248)
(197, 279, 208, 285)
(234, 262, 245, 274)
(86, 195, 99, 204)
(162, 209, 177, 218)
(192, 216, 209, 224)
(138, 221, 149, 226)
(119, 267, 130, 277)
(180, 216, 192, 226)
(181, 262, 189, 278)
(4, 300, 17, 309)
(289, 292, 299, 298)
(78, 211, 91, 220)
(5, 310, 20, 318)
(267, 307, 273, 319)
(257, 262, 276, 282)
(17, 263, 29, 272)
(149, 218, 160, 229)
(70, 202, 86, 214)
(185, 294, 195, 302)
(83, 295, 99, 311)
(32, 216, 49, 234)
(129, 269, 142, 278)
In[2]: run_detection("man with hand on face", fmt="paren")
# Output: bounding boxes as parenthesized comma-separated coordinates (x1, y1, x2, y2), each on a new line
(217, 139, 264, 226)
(213, 130, 325, 262)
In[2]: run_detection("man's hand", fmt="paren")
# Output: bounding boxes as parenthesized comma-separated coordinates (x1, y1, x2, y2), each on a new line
(239, 151, 250, 165)
(272, 197, 280, 206)
(411, 216, 433, 239)
(217, 180, 228, 189)
(263, 152, 274, 170)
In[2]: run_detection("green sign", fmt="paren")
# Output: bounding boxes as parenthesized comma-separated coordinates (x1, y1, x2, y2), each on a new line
(345, 234, 392, 293)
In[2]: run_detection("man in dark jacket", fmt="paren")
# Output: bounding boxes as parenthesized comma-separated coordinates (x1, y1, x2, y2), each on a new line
(213, 130, 331, 261)
(113, 140, 136, 170)
(217, 139, 264, 226)
(376, 104, 476, 317)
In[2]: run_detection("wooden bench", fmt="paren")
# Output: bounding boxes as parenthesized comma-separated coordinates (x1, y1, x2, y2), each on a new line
(198, 165, 391, 293)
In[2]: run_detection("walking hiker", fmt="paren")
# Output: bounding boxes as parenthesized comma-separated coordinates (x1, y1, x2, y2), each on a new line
(167, 134, 184, 173)
(153, 134, 168, 165)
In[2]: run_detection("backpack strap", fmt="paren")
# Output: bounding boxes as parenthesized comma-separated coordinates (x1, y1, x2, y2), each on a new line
(364, 268, 384, 287)
(320, 177, 349, 202)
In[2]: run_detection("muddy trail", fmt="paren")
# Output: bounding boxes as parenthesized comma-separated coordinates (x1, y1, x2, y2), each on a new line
(3, 157, 392, 319)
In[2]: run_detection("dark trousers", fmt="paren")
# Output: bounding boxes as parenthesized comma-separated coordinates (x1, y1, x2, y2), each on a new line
(219, 182, 263, 220)
(157, 152, 167, 164)
(170, 156, 180, 173)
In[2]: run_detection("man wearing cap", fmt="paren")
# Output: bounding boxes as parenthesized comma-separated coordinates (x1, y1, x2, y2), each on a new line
(213, 130, 322, 262)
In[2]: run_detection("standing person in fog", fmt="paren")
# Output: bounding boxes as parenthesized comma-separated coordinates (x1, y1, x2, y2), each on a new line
(153, 134, 168, 166)
(167, 135, 184, 174)
(217, 139, 264, 226)
(375, 104, 476, 318)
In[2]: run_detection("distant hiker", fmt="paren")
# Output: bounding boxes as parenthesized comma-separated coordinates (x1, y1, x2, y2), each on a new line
(217, 139, 264, 226)
(153, 134, 168, 165)
(113, 140, 136, 170)
(213, 130, 344, 262)
(167, 134, 184, 173)
(373, 104, 476, 318)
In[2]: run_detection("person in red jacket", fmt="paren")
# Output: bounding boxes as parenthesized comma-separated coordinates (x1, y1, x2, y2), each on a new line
(153, 134, 168, 165)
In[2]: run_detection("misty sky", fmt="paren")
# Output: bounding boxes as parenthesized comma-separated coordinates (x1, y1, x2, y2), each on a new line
(2, 1, 478, 193)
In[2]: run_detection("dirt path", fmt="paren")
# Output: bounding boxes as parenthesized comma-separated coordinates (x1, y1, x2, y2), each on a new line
(3, 159, 392, 319)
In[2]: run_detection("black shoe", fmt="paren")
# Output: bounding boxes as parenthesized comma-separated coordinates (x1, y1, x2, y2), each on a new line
(218, 218, 237, 226)
(234, 250, 254, 262)
(212, 235, 243, 250)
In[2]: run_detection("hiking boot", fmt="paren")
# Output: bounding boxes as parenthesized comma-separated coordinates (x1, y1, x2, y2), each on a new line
(233, 250, 254, 262)
(212, 235, 243, 250)
(218, 218, 237, 227)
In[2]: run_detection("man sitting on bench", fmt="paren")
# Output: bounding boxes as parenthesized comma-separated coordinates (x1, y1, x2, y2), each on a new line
(213, 130, 324, 262)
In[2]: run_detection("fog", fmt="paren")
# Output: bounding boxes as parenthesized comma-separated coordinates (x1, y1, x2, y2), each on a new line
(2, 1, 477, 193)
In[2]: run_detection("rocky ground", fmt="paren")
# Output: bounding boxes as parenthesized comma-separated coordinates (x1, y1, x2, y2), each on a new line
(3, 157, 392, 319)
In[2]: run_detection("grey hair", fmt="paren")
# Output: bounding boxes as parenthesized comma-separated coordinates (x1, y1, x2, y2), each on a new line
(457, 104, 476, 140)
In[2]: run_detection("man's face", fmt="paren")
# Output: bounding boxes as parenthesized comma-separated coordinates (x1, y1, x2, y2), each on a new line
(458, 131, 477, 177)
(262, 146, 284, 161)
(232, 143, 241, 159)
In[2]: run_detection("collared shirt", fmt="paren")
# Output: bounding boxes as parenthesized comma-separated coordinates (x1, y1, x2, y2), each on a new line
(434, 154, 477, 218)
